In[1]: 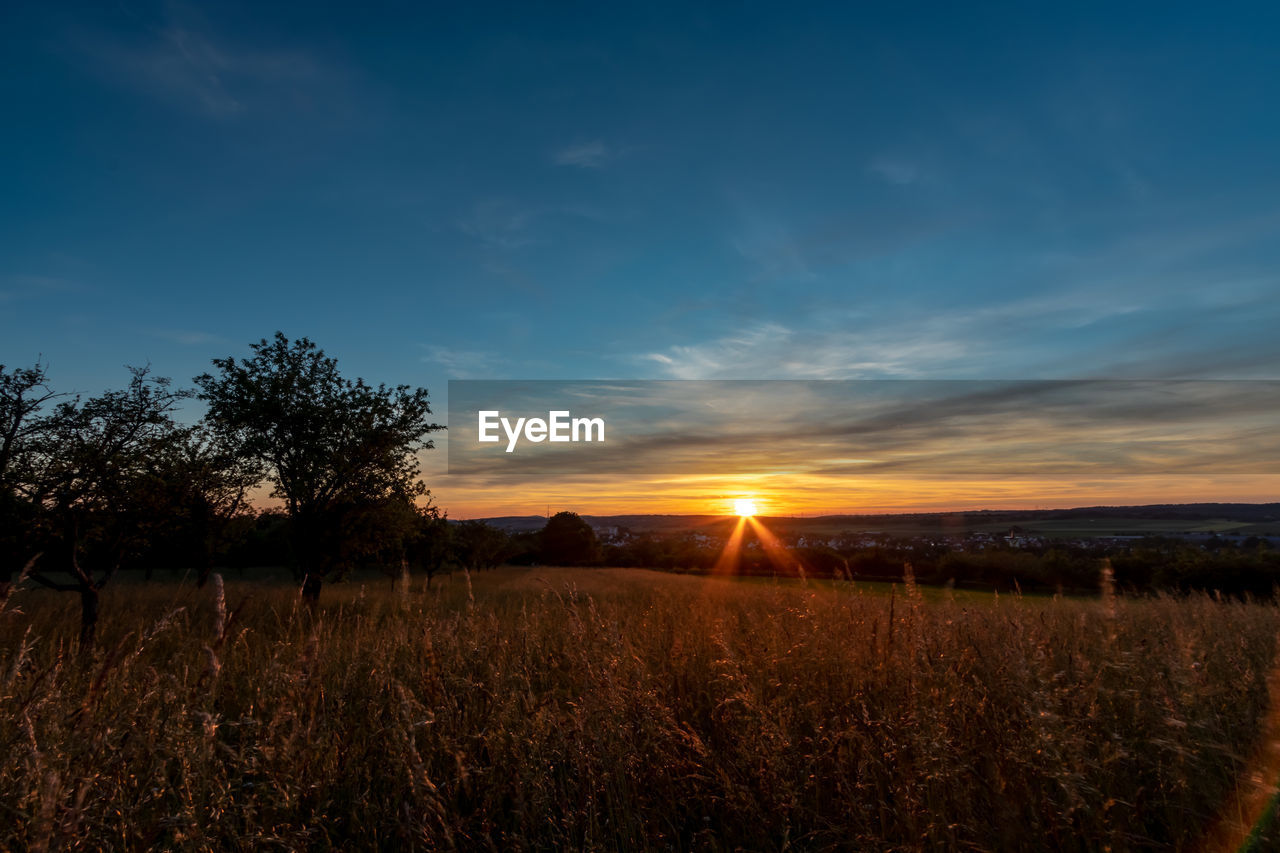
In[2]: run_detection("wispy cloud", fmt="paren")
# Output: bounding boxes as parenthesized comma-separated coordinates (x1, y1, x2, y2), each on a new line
(0, 274, 85, 303)
(637, 293, 1280, 381)
(445, 379, 1280, 488)
(420, 345, 504, 379)
(867, 157, 922, 186)
(457, 200, 539, 250)
(729, 211, 817, 284)
(635, 287, 1152, 379)
(553, 140, 615, 169)
(638, 321, 977, 380)
(71, 11, 341, 119)
(638, 200, 1280, 384)
(150, 328, 232, 347)
(457, 199, 611, 252)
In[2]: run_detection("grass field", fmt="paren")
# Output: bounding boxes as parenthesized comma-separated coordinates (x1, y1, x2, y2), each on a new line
(4, 566, 1280, 850)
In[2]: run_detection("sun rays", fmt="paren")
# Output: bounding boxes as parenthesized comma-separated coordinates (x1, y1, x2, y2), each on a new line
(711, 501, 806, 578)
(711, 516, 749, 575)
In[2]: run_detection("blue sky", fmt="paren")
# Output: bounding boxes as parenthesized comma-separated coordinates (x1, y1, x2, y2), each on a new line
(3, 2, 1279, 512)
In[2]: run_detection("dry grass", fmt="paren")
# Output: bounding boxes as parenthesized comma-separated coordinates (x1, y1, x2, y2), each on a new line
(2, 567, 1279, 851)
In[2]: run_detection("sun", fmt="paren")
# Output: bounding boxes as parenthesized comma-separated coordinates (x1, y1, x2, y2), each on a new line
(733, 498, 758, 517)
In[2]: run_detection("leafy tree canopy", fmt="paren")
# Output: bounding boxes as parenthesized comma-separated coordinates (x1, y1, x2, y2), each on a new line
(541, 511, 599, 566)
(194, 333, 444, 597)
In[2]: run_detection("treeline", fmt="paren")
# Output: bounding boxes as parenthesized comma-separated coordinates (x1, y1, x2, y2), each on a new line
(0, 333, 454, 645)
(1109, 537, 1280, 596)
(500, 518, 1280, 597)
(590, 532, 1114, 589)
(130, 510, 512, 585)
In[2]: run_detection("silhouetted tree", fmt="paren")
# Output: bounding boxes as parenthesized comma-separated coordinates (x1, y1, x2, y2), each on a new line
(131, 425, 263, 585)
(22, 367, 188, 645)
(406, 501, 453, 587)
(224, 510, 291, 569)
(195, 333, 443, 604)
(452, 520, 509, 572)
(504, 530, 542, 565)
(541, 511, 599, 566)
(0, 361, 64, 605)
(328, 495, 408, 574)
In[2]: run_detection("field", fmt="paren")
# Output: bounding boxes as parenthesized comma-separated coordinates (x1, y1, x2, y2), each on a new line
(4, 567, 1280, 851)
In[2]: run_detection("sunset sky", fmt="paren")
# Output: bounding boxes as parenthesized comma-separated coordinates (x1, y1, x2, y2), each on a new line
(3, 2, 1278, 516)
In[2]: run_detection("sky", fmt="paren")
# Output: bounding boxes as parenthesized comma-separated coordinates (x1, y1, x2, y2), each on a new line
(445, 379, 1280, 516)
(2, 1, 1279, 516)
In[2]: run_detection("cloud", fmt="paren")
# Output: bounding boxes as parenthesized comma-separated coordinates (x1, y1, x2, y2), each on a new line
(72, 12, 340, 119)
(457, 199, 611, 252)
(553, 140, 614, 169)
(0, 274, 85, 303)
(867, 157, 921, 186)
(633, 251, 1280, 382)
(729, 213, 817, 284)
(420, 345, 504, 379)
(637, 321, 977, 380)
(151, 329, 232, 346)
(443, 379, 1280, 486)
(457, 201, 539, 250)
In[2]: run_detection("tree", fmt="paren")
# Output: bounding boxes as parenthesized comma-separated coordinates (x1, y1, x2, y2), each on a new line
(195, 333, 444, 603)
(224, 509, 292, 569)
(134, 425, 263, 586)
(541, 511, 599, 566)
(0, 361, 62, 487)
(0, 361, 64, 605)
(452, 520, 509, 572)
(22, 367, 189, 646)
(407, 501, 453, 587)
(335, 493, 419, 580)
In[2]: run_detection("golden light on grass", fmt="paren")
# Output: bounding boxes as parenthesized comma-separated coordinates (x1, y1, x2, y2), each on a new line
(3, 568, 1279, 848)
(733, 498, 758, 517)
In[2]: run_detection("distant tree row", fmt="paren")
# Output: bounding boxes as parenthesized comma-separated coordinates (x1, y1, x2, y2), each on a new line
(536, 523, 1280, 597)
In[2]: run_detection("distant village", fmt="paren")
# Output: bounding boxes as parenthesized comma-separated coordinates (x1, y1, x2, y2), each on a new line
(476, 506, 1280, 596)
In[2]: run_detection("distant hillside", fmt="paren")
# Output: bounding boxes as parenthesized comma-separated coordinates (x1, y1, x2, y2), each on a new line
(467, 503, 1280, 538)
(1039, 503, 1280, 522)
(466, 514, 729, 534)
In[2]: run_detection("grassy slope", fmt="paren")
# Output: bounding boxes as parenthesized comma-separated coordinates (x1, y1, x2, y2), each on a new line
(2, 567, 1279, 850)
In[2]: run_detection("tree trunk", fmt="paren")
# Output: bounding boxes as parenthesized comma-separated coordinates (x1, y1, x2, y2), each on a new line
(196, 550, 214, 588)
(195, 500, 215, 589)
(79, 585, 99, 648)
(292, 510, 327, 608)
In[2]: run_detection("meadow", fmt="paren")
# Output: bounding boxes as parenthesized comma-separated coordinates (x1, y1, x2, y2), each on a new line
(3, 567, 1280, 851)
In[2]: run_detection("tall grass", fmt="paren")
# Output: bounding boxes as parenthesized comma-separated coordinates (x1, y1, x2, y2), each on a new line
(2, 568, 1279, 850)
